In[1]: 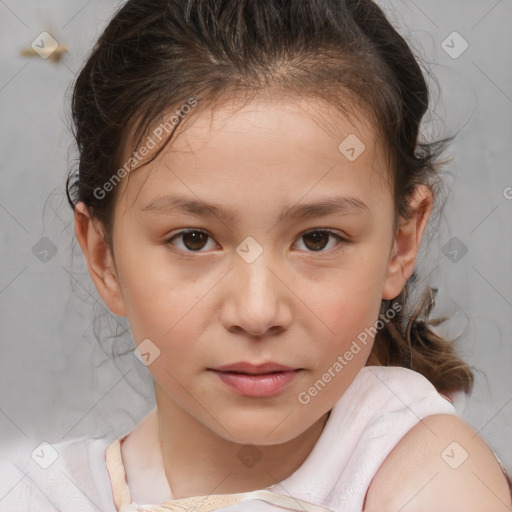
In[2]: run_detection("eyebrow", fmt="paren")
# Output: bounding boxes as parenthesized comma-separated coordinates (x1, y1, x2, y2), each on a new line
(141, 194, 370, 222)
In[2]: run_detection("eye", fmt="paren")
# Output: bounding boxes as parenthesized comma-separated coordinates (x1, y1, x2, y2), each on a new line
(294, 229, 347, 252)
(165, 229, 218, 252)
(165, 228, 347, 254)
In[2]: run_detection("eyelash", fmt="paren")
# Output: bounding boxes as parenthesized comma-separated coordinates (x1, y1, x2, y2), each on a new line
(164, 228, 349, 254)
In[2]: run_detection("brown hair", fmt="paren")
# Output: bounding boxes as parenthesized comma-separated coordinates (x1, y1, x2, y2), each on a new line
(66, 0, 473, 396)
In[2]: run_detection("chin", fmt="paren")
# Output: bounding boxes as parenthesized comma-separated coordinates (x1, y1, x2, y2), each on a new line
(212, 412, 321, 447)
(230, 431, 297, 447)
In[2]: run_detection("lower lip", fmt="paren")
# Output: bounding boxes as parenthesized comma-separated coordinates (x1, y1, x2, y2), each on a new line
(211, 370, 301, 397)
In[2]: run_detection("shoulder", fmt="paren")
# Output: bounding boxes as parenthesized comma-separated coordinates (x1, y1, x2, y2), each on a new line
(363, 413, 512, 512)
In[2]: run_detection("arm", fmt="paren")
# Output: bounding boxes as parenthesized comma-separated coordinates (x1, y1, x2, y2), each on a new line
(363, 414, 512, 512)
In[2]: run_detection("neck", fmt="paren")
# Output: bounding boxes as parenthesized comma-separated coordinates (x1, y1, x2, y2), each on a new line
(154, 381, 330, 500)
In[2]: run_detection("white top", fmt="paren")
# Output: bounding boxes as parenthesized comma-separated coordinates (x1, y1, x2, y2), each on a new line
(0, 366, 463, 511)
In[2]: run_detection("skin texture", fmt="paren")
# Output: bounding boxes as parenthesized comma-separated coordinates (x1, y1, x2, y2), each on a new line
(75, 94, 438, 501)
(363, 413, 512, 511)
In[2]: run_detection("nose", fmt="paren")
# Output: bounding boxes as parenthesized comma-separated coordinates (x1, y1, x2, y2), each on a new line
(220, 251, 293, 338)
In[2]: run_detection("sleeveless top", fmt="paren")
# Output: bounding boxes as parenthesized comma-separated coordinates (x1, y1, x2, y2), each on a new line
(0, 366, 464, 511)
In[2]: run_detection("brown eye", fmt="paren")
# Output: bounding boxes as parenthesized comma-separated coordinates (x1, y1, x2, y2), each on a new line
(182, 231, 208, 250)
(166, 230, 216, 252)
(296, 229, 346, 252)
(303, 231, 329, 251)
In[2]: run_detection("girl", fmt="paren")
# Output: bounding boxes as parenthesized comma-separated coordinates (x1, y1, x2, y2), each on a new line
(1, 0, 511, 511)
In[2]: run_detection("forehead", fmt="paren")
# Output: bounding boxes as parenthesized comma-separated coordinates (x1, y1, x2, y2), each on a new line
(116, 95, 392, 217)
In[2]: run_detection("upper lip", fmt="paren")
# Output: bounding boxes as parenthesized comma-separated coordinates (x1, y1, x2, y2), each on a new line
(210, 362, 299, 374)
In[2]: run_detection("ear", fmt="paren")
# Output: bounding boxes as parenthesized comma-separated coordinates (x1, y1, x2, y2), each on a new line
(382, 185, 433, 301)
(74, 202, 127, 316)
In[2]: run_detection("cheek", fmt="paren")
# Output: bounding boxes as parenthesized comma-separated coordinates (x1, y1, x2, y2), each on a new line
(116, 271, 218, 379)
(298, 256, 386, 355)
(123, 278, 202, 344)
(322, 291, 381, 357)
(113, 241, 198, 341)
(304, 257, 385, 320)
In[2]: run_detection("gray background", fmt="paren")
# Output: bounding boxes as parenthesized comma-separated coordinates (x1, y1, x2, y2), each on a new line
(1, 0, 511, 477)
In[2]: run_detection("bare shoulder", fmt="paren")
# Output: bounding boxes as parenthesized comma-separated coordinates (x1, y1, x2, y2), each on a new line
(363, 414, 512, 512)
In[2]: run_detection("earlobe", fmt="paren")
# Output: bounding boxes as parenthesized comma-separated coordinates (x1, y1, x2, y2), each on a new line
(382, 185, 433, 301)
(74, 202, 127, 317)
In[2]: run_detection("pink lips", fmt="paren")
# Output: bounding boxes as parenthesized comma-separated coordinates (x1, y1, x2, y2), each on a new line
(209, 362, 302, 398)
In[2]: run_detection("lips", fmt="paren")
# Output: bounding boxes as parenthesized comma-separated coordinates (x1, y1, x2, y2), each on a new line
(211, 361, 298, 374)
(209, 363, 302, 397)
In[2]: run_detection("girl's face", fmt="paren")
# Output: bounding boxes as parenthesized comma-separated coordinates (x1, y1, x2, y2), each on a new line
(97, 96, 412, 445)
